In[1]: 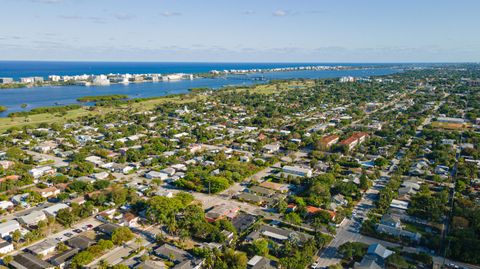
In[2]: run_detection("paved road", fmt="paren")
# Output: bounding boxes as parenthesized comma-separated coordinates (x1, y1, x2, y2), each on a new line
(316, 184, 381, 267)
(316, 92, 435, 267)
(9, 216, 102, 256)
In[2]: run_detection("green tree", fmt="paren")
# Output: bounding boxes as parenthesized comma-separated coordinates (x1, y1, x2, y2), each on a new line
(285, 212, 302, 225)
(56, 208, 76, 227)
(111, 227, 134, 245)
(251, 239, 269, 256)
(3, 255, 13, 265)
(386, 253, 409, 269)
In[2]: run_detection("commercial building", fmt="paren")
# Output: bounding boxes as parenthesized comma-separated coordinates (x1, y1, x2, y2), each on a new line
(436, 117, 466, 124)
(319, 134, 340, 149)
(0, 77, 13, 84)
(340, 132, 369, 151)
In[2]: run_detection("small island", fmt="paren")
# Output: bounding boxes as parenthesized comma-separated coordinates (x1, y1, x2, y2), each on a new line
(77, 94, 129, 102)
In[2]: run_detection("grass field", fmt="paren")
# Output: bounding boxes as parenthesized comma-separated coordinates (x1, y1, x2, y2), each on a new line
(0, 80, 312, 132)
(430, 121, 470, 130)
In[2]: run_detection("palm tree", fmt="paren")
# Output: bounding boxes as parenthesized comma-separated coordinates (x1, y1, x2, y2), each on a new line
(135, 237, 143, 248)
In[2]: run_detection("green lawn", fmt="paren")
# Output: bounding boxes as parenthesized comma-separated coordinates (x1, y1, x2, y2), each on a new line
(0, 80, 313, 132)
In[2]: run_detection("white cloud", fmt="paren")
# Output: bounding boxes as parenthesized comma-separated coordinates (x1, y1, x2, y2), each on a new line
(31, 0, 63, 4)
(58, 15, 106, 24)
(161, 11, 182, 17)
(113, 13, 135, 21)
(273, 10, 288, 17)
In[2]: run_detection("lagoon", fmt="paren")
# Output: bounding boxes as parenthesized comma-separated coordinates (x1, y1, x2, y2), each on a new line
(0, 66, 400, 117)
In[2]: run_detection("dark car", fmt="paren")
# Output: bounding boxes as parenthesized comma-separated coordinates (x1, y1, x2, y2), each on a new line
(64, 232, 74, 237)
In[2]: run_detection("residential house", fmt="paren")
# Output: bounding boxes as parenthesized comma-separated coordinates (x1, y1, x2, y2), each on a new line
(66, 235, 95, 250)
(26, 239, 57, 256)
(96, 223, 121, 236)
(33, 187, 60, 198)
(281, 165, 313, 178)
(246, 225, 313, 245)
(0, 220, 21, 238)
(354, 243, 393, 269)
(376, 215, 421, 242)
(18, 210, 47, 226)
(205, 204, 240, 222)
(92, 171, 109, 180)
(133, 260, 167, 269)
(145, 171, 169, 180)
(42, 203, 69, 217)
(262, 144, 281, 154)
(259, 181, 289, 193)
(247, 256, 276, 269)
(248, 186, 275, 197)
(305, 206, 336, 221)
(121, 212, 139, 227)
(231, 213, 257, 233)
(28, 166, 56, 178)
(154, 244, 203, 269)
(0, 239, 14, 254)
(49, 248, 79, 268)
(236, 193, 267, 206)
(0, 160, 15, 170)
(11, 252, 55, 269)
(0, 200, 14, 210)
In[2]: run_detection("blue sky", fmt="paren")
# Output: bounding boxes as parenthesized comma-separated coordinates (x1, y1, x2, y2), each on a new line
(0, 0, 479, 62)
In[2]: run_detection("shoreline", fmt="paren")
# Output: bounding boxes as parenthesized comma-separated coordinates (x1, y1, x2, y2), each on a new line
(0, 67, 402, 118)
(0, 65, 382, 90)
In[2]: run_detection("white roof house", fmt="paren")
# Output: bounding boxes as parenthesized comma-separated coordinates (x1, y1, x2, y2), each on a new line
(28, 166, 55, 178)
(43, 203, 69, 217)
(160, 167, 176, 176)
(145, 171, 168, 180)
(390, 199, 409, 210)
(0, 200, 13, 210)
(26, 239, 57, 256)
(0, 239, 13, 254)
(85, 156, 103, 166)
(0, 220, 21, 238)
(171, 164, 187, 172)
(93, 171, 109, 180)
(18, 210, 47, 226)
(282, 165, 313, 178)
(262, 144, 281, 153)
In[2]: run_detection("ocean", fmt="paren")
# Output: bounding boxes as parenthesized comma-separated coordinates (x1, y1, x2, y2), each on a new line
(0, 61, 394, 80)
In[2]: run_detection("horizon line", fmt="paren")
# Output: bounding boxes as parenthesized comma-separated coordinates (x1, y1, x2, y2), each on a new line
(0, 60, 478, 64)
